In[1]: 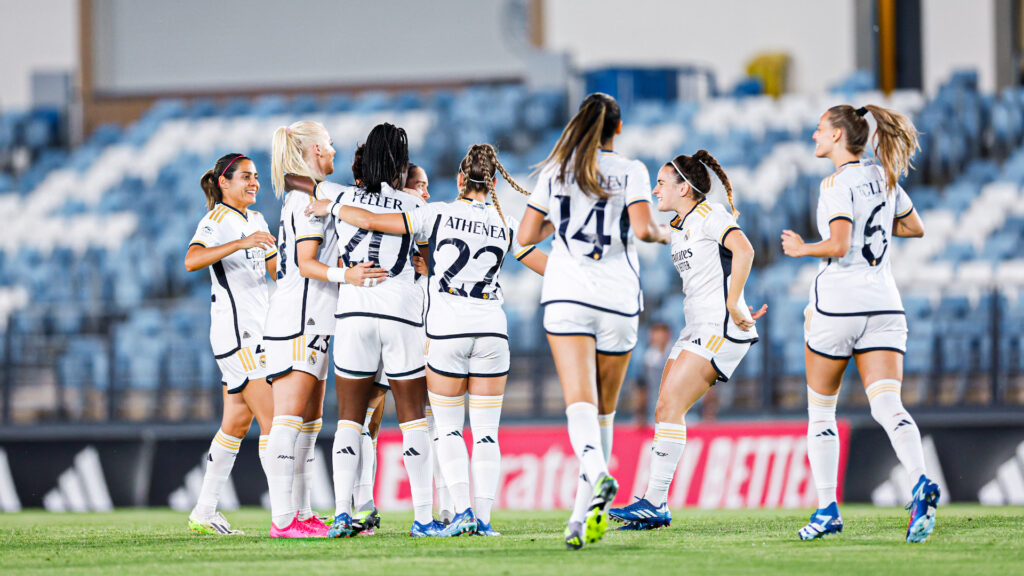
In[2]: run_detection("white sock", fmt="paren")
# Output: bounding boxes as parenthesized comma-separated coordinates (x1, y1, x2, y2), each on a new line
(354, 408, 377, 510)
(807, 387, 840, 509)
(194, 430, 241, 518)
(293, 418, 321, 520)
(469, 394, 502, 524)
(598, 411, 615, 464)
(429, 392, 471, 513)
(427, 404, 452, 520)
(400, 418, 434, 524)
(266, 415, 302, 528)
(867, 379, 927, 483)
(570, 471, 591, 524)
(566, 402, 607, 483)
(644, 422, 686, 506)
(332, 420, 362, 517)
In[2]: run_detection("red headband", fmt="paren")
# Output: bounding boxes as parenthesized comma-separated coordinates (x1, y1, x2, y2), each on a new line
(220, 155, 244, 178)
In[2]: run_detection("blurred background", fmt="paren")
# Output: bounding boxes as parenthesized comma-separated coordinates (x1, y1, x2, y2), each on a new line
(2, 0, 1024, 512)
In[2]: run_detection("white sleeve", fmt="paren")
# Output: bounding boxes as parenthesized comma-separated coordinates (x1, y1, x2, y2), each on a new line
(819, 178, 854, 225)
(526, 166, 554, 221)
(294, 198, 326, 245)
(703, 206, 741, 246)
(625, 161, 653, 207)
(506, 216, 536, 261)
(258, 214, 277, 260)
(403, 203, 439, 245)
(189, 215, 220, 248)
(894, 185, 914, 219)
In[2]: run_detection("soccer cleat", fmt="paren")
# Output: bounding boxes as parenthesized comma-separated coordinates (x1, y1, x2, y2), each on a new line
(474, 521, 501, 536)
(300, 515, 329, 537)
(358, 528, 377, 536)
(564, 521, 585, 550)
(352, 507, 381, 533)
(188, 511, 244, 536)
(438, 508, 478, 537)
(410, 520, 442, 537)
(271, 513, 315, 538)
(609, 497, 671, 528)
(618, 520, 660, 531)
(327, 513, 361, 538)
(798, 502, 844, 540)
(906, 474, 940, 543)
(583, 473, 618, 544)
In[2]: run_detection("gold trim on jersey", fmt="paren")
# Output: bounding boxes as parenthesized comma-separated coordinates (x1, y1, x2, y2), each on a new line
(694, 203, 711, 217)
(526, 201, 549, 215)
(706, 335, 725, 354)
(292, 335, 307, 363)
(403, 212, 414, 235)
(896, 205, 914, 218)
(718, 225, 739, 244)
(829, 212, 853, 222)
(514, 245, 535, 259)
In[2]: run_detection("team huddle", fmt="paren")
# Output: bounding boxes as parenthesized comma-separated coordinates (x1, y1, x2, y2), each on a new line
(182, 92, 941, 548)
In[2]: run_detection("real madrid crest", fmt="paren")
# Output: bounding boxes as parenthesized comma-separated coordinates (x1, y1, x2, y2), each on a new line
(309, 351, 317, 365)
(684, 229, 691, 241)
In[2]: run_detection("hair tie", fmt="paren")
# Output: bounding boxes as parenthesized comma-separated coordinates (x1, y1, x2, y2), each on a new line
(856, 106, 869, 117)
(461, 169, 491, 185)
(219, 155, 243, 178)
(671, 159, 704, 195)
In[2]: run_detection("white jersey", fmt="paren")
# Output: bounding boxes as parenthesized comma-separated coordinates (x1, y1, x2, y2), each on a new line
(404, 198, 536, 339)
(529, 151, 652, 316)
(334, 183, 425, 325)
(812, 159, 914, 316)
(189, 203, 276, 358)
(669, 201, 757, 343)
(264, 182, 340, 339)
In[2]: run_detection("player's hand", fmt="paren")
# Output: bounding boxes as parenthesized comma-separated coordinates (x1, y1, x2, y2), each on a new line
(656, 224, 672, 244)
(750, 303, 768, 320)
(345, 261, 387, 286)
(237, 231, 276, 250)
(412, 254, 428, 276)
(781, 230, 805, 257)
(304, 199, 333, 217)
(728, 303, 759, 331)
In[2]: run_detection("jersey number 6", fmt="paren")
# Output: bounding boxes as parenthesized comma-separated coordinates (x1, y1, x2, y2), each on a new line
(861, 202, 889, 266)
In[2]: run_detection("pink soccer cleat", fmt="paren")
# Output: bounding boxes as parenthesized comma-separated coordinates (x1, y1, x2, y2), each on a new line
(300, 515, 329, 537)
(271, 513, 314, 538)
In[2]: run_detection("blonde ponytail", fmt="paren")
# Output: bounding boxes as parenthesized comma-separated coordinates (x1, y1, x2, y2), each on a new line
(864, 104, 920, 192)
(271, 121, 329, 197)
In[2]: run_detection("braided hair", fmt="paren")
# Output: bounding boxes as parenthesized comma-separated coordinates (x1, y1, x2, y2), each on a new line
(361, 123, 409, 193)
(458, 144, 529, 226)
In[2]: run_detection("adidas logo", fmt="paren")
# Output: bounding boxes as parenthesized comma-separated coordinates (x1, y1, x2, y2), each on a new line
(582, 444, 596, 455)
(815, 428, 837, 437)
(307, 318, 315, 326)
(262, 446, 333, 511)
(0, 448, 22, 512)
(42, 447, 113, 512)
(979, 439, 1024, 505)
(446, 431, 463, 438)
(871, 436, 947, 506)
(336, 446, 356, 456)
(403, 448, 421, 457)
(476, 436, 496, 444)
(894, 419, 914, 431)
(169, 452, 239, 512)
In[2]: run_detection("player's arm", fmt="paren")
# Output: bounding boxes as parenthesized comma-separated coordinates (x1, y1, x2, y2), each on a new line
(295, 239, 387, 285)
(627, 201, 671, 244)
(781, 218, 852, 259)
(265, 253, 277, 280)
(722, 228, 766, 330)
(185, 232, 275, 272)
(518, 247, 547, 276)
(893, 208, 925, 238)
(337, 206, 407, 234)
(517, 205, 553, 246)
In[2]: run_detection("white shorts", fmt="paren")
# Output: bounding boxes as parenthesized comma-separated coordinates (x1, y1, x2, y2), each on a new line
(804, 305, 908, 359)
(217, 344, 268, 394)
(426, 336, 510, 379)
(265, 334, 332, 383)
(668, 323, 751, 383)
(333, 315, 426, 380)
(543, 302, 638, 355)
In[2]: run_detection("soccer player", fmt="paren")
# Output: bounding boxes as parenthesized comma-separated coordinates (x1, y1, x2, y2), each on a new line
(318, 123, 435, 538)
(517, 93, 671, 549)
(184, 153, 277, 536)
(609, 151, 766, 530)
(318, 143, 546, 537)
(262, 121, 384, 537)
(781, 105, 937, 543)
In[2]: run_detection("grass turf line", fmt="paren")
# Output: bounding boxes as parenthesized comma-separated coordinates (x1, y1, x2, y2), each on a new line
(1, 505, 1022, 575)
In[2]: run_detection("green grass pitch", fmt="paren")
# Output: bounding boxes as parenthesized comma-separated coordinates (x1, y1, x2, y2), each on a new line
(2, 506, 1022, 575)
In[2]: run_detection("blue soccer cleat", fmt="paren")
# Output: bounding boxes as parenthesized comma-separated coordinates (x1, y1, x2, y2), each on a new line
(474, 520, 501, 536)
(583, 474, 619, 544)
(328, 512, 361, 538)
(906, 475, 940, 543)
(798, 502, 843, 540)
(609, 497, 671, 528)
(618, 520, 660, 531)
(438, 508, 478, 537)
(410, 520, 442, 537)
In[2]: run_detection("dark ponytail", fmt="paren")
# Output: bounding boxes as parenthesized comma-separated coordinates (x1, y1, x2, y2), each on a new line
(537, 92, 621, 199)
(201, 153, 248, 211)
(666, 149, 738, 218)
(361, 123, 409, 193)
(351, 143, 365, 186)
